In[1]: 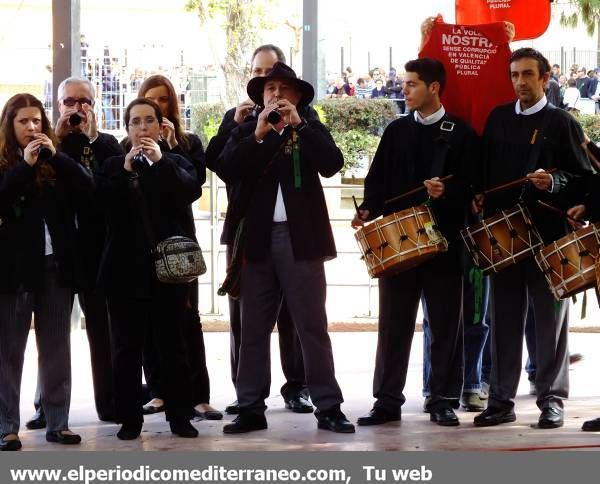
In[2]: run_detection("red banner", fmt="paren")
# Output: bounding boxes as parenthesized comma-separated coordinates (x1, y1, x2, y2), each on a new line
(419, 19, 515, 134)
(455, 0, 551, 40)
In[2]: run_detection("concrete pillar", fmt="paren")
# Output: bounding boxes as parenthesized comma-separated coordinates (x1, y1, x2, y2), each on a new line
(52, 0, 80, 123)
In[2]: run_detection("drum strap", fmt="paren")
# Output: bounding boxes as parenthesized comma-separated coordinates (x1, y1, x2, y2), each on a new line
(431, 117, 455, 178)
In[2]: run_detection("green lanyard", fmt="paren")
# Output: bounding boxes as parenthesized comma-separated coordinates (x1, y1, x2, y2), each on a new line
(292, 129, 301, 189)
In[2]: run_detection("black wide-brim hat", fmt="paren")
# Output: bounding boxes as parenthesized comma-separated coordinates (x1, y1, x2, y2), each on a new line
(247, 62, 315, 108)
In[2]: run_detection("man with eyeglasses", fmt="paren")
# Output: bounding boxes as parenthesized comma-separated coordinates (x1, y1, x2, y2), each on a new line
(25, 77, 122, 431)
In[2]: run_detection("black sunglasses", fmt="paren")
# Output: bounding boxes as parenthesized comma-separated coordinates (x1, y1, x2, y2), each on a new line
(62, 97, 93, 107)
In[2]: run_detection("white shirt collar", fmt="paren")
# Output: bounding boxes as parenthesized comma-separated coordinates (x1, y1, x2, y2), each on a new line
(515, 95, 547, 116)
(414, 105, 446, 125)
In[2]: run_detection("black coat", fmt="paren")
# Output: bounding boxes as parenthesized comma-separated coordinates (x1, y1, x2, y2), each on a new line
(59, 131, 124, 290)
(205, 105, 320, 245)
(214, 117, 343, 262)
(0, 152, 93, 293)
(360, 112, 476, 272)
(96, 152, 201, 297)
(481, 102, 592, 243)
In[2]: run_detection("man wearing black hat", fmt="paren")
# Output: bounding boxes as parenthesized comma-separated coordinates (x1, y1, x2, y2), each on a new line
(214, 62, 354, 434)
(205, 45, 312, 417)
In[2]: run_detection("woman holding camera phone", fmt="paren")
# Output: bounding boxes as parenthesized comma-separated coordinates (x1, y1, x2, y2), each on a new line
(121, 75, 220, 421)
(0, 93, 92, 451)
(97, 98, 202, 440)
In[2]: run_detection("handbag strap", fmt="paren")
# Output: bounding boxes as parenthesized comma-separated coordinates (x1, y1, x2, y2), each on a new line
(129, 173, 156, 249)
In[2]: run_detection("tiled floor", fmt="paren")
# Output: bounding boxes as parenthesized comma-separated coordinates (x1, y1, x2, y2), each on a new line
(14, 331, 600, 451)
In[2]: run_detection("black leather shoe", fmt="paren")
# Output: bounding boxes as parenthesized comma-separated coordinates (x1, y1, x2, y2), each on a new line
(225, 400, 239, 415)
(223, 414, 268, 434)
(474, 406, 516, 427)
(430, 408, 459, 426)
(170, 420, 199, 438)
(284, 394, 314, 413)
(0, 434, 22, 451)
(117, 422, 143, 440)
(194, 409, 223, 420)
(582, 417, 600, 431)
(357, 407, 401, 426)
(46, 430, 82, 445)
(25, 412, 46, 430)
(317, 409, 355, 433)
(538, 407, 563, 429)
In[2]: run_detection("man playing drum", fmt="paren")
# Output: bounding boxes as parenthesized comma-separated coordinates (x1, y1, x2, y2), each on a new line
(352, 58, 476, 426)
(472, 48, 592, 429)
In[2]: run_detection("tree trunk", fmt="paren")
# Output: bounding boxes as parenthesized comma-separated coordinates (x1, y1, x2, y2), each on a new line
(222, 0, 254, 106)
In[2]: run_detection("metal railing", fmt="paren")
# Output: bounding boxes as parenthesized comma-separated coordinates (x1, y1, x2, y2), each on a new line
(541, 48, 600, 72)
(196, 171, 376, 319)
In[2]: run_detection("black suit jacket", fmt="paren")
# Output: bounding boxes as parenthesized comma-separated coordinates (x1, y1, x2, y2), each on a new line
(59, 131, 124, 290)
(205, 105, 320, 245)
(214, 117, 343, 262)
(587, 78, 599, 99)
(0, 152, 93, 293)
(95, 153, 201, 297)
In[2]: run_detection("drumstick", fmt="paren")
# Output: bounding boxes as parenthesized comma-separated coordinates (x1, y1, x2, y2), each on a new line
(352, 195, 360, 217)
(384, 174, 454, 205)
(483, 169, 557, 195)
(536, 200, 581, 225)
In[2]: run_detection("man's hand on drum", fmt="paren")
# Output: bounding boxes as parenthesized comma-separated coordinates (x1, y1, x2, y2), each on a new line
(471, 193, 485, 214)
(566, 204, 586, 230)
(424, 177, 444, 199)
(351, 209, 370, 229)
(526, 169, 553, 191)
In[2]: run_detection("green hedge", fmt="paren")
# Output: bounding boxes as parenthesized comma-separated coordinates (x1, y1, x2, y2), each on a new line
(315, 98, 397, 174)
(190, 102, 226, 148)
(190, 98, 397, 175)
(573, 113, 600, 143)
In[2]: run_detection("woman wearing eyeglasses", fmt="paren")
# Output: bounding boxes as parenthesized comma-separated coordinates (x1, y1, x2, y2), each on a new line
(121, 75, 219, 421)
(96, 98, 202, 440)
(0, 93, 93, 451)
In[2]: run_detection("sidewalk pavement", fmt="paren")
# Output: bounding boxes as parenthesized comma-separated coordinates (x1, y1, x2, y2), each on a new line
(15, 330, 600, 451)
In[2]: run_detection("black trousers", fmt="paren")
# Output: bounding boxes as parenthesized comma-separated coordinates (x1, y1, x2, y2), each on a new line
(228, 248, 307, 400)
(142, 280, 210, 404)
(373, 261, 464, 412)
(236, 225, 343, 415)
(79, 291, 115, 418)
(0, 257, 73, 435)
(36, 291, 115, 420)
(108, 283, 193, 424)
(488, 258, 569, 410)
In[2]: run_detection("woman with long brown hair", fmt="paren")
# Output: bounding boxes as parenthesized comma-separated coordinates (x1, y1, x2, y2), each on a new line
(122, 75, 219, 421)
(0, 93, 92, 451)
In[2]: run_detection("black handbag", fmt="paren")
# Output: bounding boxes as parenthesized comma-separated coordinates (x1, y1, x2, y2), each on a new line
(130, 172, 206, 284)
